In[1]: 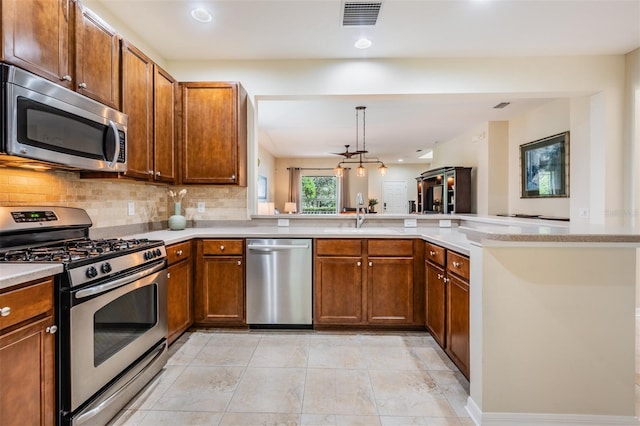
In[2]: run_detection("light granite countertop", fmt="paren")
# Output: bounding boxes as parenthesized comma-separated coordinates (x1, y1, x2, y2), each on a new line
(3, 214, 639, 290)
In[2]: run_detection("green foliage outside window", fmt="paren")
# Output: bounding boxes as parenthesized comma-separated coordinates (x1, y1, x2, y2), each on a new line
(301, 176, 337, 214)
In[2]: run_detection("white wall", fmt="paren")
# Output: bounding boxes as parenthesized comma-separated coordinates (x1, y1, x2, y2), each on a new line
(508, 99, 571, 217)
(257, 144, 276, 202)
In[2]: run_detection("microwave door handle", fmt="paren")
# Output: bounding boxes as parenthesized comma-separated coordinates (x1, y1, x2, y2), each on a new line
(106, 120, 120, 169)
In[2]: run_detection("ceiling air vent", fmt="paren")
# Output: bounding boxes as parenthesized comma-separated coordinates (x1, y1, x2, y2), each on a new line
(493, 102, 511, 109)
(342, 1, 382, 26)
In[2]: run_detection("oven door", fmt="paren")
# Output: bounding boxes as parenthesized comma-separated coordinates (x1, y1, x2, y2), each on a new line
(68, 261, 167, 412)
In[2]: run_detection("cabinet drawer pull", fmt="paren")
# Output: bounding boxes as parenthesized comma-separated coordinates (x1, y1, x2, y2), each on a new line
(0, 306, 10, 317)
(176, 250, 183, 256)
(368, 261, 373, 267)
(79, 82, 87, 89)
(452, 261, 461, 267)
(220, 245, 225, 251)
(357, 261, 361, 266)
(429, 250, 436, 256)
(61, 74, 72, 82)
(237, 260, 242, 266)
(46, 325, 57, 334)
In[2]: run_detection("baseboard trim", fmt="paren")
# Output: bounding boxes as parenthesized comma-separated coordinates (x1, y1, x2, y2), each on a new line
(465, 398, 638, 425)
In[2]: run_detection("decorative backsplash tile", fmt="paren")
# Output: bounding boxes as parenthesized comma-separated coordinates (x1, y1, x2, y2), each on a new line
(0, 168, 248, 230)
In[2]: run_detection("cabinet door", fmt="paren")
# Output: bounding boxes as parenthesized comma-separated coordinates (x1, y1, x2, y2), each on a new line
(153, 65, 177, 183)
(121, 41, 153, 180)
(181, 82, 246, 185)
(426, 262, 446, 347)
(314, 257, 364, 324)
(1, 0, 71, 88)
(367, 257, 414, 324)
(74, 1, 120, 108)
(0, 315, 55, 426)
(167, 259, 192, 345)
(196, 256, 244, 324)
(446, 273, 470, 379)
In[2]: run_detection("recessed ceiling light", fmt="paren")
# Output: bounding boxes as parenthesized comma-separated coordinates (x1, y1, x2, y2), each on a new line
(397, 158, 404, 162)
(191, 7, 212, 23)
(354, 38, 372, 49)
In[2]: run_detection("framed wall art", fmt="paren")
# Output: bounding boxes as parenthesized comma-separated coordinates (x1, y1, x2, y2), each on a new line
(520, 131, 569, 198)
(257, 175, 267, 200)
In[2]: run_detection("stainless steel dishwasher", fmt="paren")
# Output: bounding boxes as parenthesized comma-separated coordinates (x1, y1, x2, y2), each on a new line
(246, 239, 313, 327)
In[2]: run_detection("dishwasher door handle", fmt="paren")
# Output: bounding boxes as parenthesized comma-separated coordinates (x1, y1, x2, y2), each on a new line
(247, 244, 309, 251)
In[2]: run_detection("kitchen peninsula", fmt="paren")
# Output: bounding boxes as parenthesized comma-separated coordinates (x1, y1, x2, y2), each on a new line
(2, 214, 637, 424)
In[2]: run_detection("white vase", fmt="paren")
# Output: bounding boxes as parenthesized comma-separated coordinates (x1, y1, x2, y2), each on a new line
(168, 202, 186, 230)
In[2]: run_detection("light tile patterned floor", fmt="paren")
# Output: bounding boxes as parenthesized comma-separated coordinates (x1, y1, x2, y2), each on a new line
(109, 330, 473, 426)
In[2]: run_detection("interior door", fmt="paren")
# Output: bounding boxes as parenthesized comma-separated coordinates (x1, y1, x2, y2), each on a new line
(382, 181, 408, 213)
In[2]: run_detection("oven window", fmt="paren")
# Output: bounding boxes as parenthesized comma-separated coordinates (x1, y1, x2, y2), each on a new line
(93, 284, 157, 366)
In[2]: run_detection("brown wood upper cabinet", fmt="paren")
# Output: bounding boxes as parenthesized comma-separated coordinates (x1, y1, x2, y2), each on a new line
(1, 0, 72, 88)
(74, 1, 120, 109)
(180, 82, 247, 185)
(0, 278, 55, 426)
(120, 41, 176, 182)
(1, 0, 120, 108)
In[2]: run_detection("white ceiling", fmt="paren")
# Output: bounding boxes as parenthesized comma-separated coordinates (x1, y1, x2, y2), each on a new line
(93, 0, 640, 163)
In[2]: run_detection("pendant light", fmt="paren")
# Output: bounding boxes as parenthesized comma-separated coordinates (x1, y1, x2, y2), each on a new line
(333, 106, 388, 177)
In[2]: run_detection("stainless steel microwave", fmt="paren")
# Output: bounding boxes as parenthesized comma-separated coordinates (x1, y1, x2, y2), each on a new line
(0, 64, 127, 172)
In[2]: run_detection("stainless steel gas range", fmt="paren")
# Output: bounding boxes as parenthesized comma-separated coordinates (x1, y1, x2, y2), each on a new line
(0, 206, 168, 426)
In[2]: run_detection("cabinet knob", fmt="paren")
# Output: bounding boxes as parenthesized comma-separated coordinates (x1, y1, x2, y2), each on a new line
(61, 74, 72, 82)
(220, 245, 225, 251)
(167, 272, 171, 278)
(429, 250, 436, 256)
(237, 260, 242, 266)
(0, 306, 10, 317)
(437, 273, 443, 280)
(148, 170, 154, 175)
(155, 171, 161, 176)
(176, 250, 183, 256)
(452, 261, 460, 268)
(357, 261, 361, 266)
(79, 82, 87, 89)
(231, 174, 236, 180)
(369, 261, 373, 267)
(46, 325, 58, 334)
(443, 277, 449, 283)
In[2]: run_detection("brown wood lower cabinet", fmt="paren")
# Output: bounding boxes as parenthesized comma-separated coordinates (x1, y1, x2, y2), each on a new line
(195, 239, 245, 326)
(0, 278, 55, 426)
(314, 238, 421, 327)
(166, 241, 193, 345)
(424, 241, 470, 379)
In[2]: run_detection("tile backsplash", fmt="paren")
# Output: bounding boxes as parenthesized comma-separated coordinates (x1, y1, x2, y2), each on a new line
(0, 168, 248, 230)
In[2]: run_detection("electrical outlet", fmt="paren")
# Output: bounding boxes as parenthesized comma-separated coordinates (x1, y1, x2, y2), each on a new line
(277, 218, 290, 227)
(578, 208, 589, 218)
(197, 202, 205, 213)
(127, 202, 135, 216)
(404, 218, 417, 228)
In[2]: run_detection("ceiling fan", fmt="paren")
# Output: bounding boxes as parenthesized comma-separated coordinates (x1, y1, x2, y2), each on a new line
(332, 144, 360, 159)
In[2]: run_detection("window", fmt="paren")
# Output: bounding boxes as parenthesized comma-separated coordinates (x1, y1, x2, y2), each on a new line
(301, 176, 338, 214)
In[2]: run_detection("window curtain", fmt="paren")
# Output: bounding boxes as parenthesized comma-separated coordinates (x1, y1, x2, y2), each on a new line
(339, 169, 350, 212)
(288, 167, 302, 213)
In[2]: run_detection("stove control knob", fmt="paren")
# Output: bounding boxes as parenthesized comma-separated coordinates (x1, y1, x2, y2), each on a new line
(101, 262, 112, 274)
(155, 248, 162, 257)
(86, 266, 98, 279)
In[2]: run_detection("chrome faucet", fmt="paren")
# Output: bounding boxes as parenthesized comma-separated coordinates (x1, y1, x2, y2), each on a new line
(355, 192, 366, 228)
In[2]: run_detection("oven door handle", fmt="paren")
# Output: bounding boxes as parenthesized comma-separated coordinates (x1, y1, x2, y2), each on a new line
(75, 262, 165, 299)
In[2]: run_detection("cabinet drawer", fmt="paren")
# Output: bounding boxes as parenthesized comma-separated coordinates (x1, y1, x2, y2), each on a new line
(425, 242, 445, 266)
(368, 239, 413, 257)
(316, 239, 362, 256)
(0, 278, 53, 332)
(167, 241, 192, 265)
(447, 251, 470, 281)
(201, 239, 243, 255)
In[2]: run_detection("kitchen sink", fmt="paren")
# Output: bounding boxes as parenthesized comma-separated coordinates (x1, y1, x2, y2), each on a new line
(321, 228, 400, 235)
